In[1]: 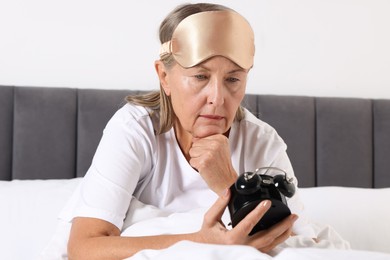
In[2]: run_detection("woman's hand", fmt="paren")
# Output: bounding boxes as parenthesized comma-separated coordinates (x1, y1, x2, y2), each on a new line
(196, 189, 298, 253)
(189, 134, 237, 194)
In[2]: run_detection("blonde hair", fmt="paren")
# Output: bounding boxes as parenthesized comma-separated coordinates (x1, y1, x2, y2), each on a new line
(126, 3, 244, 134)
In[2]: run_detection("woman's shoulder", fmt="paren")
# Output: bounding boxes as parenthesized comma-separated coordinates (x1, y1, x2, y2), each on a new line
(241, 108, 279, 133)
(113, 103, 153, 122)
(104, 103, 158, 138)
(235, 108, 286, 145)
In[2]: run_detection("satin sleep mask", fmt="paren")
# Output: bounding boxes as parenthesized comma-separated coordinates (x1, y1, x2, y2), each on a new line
(159, 10, 255, 69)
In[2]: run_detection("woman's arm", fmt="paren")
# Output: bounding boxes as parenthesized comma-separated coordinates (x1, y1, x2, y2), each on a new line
(67, 217, 200, 260)
(67, 189, 297, 260)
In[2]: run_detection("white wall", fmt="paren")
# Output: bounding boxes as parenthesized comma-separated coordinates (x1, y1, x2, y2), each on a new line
(1, 0, 389, 99)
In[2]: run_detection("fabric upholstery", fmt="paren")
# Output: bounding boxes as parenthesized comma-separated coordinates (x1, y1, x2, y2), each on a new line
(0, 86, 13, 180)
(0, 85, 389, 188)
(316, 98, 373, 187)
(12, 87, 77, 179)
(373, 100, 390, 188)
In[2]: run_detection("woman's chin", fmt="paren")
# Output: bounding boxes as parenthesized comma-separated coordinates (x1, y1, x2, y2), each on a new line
(192, 126, 225, 138)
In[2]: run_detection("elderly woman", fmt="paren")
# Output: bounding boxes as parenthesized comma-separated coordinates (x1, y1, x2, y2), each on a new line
(63, 3, 316, 259)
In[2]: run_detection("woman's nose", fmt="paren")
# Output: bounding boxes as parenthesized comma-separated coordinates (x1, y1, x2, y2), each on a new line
(207, 80, 224, 106)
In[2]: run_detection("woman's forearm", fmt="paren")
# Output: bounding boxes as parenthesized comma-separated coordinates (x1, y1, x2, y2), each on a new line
(68, 232, 201, 260)
(68, 217, 204, 260)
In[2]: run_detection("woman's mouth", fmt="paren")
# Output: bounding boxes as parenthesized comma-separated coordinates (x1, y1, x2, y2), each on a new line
(199, 115, 224, 120)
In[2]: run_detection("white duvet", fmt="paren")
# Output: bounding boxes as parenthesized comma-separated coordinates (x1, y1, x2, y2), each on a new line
(118, 198, 390, 260)
(40, 195, 390, 260)
(3, 178, 388, 260)
(129, 242, 390, 260)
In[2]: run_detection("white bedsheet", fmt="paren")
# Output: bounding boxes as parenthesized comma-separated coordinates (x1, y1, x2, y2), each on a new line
(121, 198, 390, 260)
(129, 242, 390, 260)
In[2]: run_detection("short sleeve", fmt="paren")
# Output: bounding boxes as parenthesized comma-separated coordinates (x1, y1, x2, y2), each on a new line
(59, 105, 155, 229)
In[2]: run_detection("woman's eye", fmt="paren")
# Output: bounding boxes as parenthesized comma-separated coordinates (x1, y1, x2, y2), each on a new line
(194, 74, 208, 80)
(227, 77, 240, 83)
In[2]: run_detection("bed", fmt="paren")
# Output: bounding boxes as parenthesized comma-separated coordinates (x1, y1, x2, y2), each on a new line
(0, 85, 389, 259)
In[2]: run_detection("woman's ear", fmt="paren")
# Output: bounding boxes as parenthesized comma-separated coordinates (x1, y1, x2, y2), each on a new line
(154, 60, 171, 96)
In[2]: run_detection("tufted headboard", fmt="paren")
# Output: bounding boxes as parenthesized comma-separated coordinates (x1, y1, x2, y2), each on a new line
(1, 86, 389, 188)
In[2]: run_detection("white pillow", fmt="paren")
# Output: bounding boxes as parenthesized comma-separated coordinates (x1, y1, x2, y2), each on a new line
(299, 186, 390, 254)
(0, 178, 81, 260)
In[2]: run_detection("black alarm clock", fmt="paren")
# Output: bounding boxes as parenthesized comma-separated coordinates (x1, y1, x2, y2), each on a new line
(228, 167, 296, 235)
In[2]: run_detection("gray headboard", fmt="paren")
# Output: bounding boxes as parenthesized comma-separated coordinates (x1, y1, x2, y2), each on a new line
(1, 85, 389, 188)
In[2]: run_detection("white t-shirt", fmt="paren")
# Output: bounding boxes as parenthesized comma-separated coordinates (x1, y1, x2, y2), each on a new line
(59, 103, 315, 237)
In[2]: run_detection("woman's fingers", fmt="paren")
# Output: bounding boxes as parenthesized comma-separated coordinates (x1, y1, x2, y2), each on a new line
(201, 195, 297, 252)
(259, 214, 298, 239)
(232, 200, 271, 237)
(253, 214, 298, 252)
(258, 226, 293, 253)
(203, 188, 231, 226)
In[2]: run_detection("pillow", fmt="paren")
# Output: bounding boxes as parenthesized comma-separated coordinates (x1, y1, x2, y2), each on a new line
(0, 178, 81, 260)
(299, 186, 390, 254)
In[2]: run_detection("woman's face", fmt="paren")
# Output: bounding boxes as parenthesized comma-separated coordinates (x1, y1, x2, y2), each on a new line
(157, 56, 248, 141)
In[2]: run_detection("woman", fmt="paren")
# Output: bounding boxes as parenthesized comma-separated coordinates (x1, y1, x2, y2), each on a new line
(65, 3, 316, 259)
